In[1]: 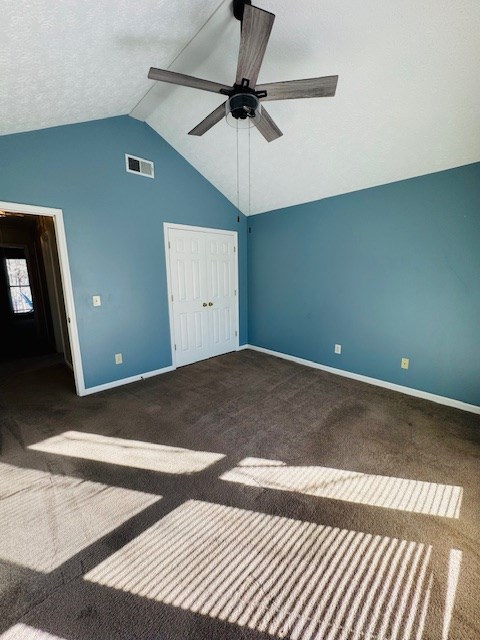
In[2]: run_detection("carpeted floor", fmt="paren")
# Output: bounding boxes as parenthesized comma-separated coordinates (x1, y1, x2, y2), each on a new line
(0, 350, 479, 640)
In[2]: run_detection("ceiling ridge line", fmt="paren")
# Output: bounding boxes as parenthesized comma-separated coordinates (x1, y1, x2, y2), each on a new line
(128, 0, 230, 116)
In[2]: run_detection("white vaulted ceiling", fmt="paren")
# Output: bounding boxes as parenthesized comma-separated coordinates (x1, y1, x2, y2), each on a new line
(1, 0, 480, 214)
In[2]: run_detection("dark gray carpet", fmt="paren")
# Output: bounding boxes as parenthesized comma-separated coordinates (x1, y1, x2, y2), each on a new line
(0, 350, 479, 640)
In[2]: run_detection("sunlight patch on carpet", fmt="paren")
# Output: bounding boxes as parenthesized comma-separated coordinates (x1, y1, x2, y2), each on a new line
(85, 500, 438, 639)
(0, 624, 67, 639)
(220, 457, 463, 518)
(443, 549, 462, 640)
(29, 431, 225, 474)
(0, 462, 160, 572)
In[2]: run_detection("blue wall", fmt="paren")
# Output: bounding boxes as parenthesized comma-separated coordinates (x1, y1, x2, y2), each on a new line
(2, 116, 478, 405)
(248, 163, 480, 406)
(0, 116, 247, 389)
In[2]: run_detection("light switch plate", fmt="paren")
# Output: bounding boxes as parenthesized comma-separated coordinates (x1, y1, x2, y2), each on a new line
(92, 295, 101, 307)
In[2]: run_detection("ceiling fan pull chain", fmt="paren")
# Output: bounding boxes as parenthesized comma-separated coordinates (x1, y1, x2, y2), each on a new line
(248, 123, 251, 217)
(236, 121, 240, 214)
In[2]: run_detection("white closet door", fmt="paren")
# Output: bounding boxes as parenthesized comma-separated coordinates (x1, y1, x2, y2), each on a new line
(168, 228, 210, 367)
(205, 233, 237, 358)
(167, 226, 238, 367)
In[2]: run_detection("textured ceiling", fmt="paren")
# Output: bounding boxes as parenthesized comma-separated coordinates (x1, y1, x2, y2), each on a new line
(0, 0, 222, 135)
(2, 0, 480, 215)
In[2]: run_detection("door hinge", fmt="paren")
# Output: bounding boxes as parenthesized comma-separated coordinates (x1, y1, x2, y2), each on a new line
(235, 330, 238, 337)
(168, 241, 171, 249)
(171, 294, 173, 302)
(174, 344, 177, 351)
(234, 289, 237, 296)
(234, 246, 236, 253)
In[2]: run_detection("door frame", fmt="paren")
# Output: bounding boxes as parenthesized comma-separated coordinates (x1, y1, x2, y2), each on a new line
(0, 200, 84, 395)
(163, 222, 239, 368)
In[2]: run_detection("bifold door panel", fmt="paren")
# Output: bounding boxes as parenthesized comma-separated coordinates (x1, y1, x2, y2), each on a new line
(167, 227, 237, 367)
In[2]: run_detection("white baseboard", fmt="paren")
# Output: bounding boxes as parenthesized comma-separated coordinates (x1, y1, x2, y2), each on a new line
(237, 344, 250, 351)
(81, 365, 175, 396)
(245, 344, 480, 415)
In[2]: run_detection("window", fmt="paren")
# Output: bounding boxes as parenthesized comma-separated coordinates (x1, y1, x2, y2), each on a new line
(5, 257, 34, 313)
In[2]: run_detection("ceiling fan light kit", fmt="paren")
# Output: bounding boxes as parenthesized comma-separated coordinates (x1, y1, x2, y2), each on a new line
(147, 2, 338, 141)
(226, 93, 261, 128)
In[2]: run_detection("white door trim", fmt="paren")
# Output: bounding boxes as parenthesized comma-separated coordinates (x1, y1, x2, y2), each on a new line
(164, 222, 239, 368)
(0, 200, 85, 395)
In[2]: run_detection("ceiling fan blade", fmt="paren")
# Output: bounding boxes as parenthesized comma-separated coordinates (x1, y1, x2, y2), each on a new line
(188, 102, 226, 136)
(254, 106, 283, 142)
(236, 4, 275, 87)
(256, 75, 339, 101)
(148, 68, 230, 95)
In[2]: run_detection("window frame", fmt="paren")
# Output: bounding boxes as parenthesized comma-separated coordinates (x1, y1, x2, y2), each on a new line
(1, 245, 35, 316)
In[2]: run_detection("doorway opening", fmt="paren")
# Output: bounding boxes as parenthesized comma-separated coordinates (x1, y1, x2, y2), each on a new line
(0, 203, 82, 393)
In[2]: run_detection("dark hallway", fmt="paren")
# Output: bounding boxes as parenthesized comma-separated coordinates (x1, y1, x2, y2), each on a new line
(0, 212, 70, 365)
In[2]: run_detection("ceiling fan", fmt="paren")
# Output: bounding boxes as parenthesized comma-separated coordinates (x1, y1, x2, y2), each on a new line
(147, 0, 338, 142)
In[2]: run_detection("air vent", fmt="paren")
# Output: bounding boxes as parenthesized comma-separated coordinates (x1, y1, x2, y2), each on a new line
(125, 154, 154, 179)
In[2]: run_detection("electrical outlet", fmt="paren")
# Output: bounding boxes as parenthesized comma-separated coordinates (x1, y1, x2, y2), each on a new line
(401, 357, 409, 370)
(92, 295, 101, 307)
(115, 353, 123, 365)
(334, 344, 342, 354)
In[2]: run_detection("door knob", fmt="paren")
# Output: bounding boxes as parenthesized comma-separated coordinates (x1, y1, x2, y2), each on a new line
(202, 302, 207, 307)
(208, 302, 213, 306)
